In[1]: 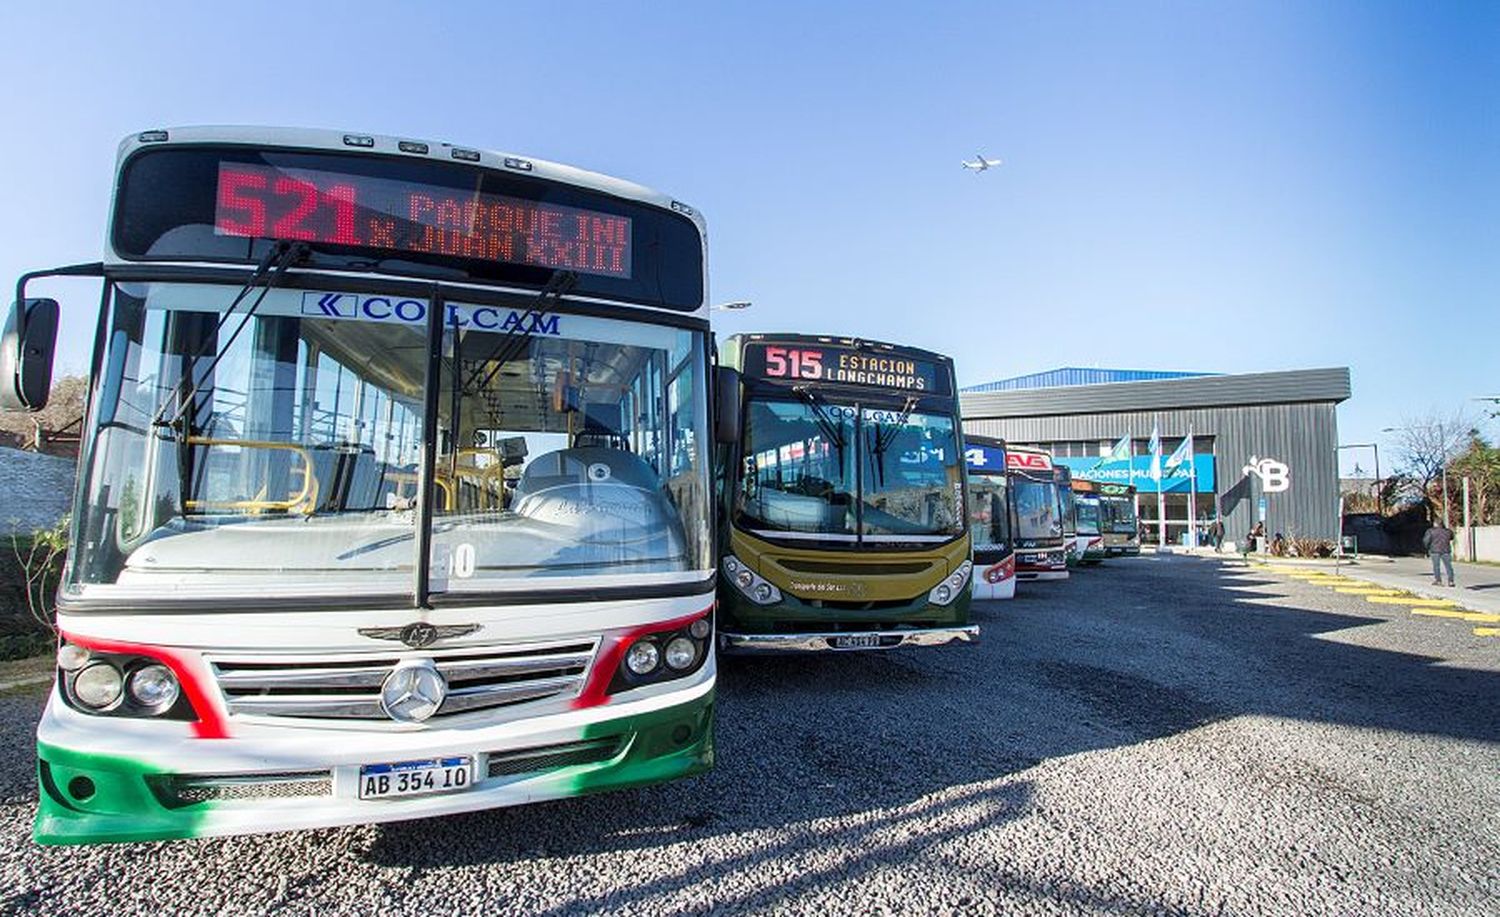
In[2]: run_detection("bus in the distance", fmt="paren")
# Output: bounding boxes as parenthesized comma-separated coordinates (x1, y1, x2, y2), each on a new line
(1007, 445, 1068, 581)
(1070, 478, 1107, 564)
(963, 435, 1016, 600)
(1056, 465, 1079, 568)
(4, 127, 719, 844)
(1099, 482, 1141, 556)
(713, 334, 977, 652)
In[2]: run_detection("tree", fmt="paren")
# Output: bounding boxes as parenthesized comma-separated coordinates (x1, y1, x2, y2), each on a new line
(1448, 433, 1500, 526)
(1388, 410, 1473, 523)
(0, 374, 87, 457)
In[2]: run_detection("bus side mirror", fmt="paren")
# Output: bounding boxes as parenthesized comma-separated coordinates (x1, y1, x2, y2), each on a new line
(714, 366, 742, 444)
(0, 299, 60, 412)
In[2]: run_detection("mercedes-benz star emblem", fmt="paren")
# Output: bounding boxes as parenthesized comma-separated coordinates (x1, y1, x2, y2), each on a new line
(379, 660, 448, 723)
(358, 623, 481, 648)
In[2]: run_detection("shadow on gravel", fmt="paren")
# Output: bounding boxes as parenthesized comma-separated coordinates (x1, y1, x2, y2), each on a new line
(362, 553, 1499, 898)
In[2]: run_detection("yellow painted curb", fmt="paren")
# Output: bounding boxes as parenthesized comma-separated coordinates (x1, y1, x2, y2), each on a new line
(1475, 627, 1500, 637)
(1334, 588, 1404, 595)
(1409, 608, 1492, 621)
(1365, 596, 1458, 607)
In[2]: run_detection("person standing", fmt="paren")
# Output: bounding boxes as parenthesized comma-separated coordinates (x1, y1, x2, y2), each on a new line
(1208, 518, 1225, 553)
(1423, 521, 1456, 586)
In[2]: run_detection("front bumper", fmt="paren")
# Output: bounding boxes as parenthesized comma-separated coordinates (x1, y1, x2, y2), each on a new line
(719, 625, 978, 654)
(34, 687, 713, 845)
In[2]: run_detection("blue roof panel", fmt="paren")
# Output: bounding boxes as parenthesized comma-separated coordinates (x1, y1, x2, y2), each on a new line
(961, 367, 1216, 392)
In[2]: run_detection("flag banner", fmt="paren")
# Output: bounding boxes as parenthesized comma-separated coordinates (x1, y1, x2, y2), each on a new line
(1165, 436, 1192, 469)
(1148, 424, 1162, 481)
(1105, 434, 1131, 462)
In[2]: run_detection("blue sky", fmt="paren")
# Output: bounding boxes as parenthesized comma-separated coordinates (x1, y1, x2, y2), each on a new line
(2, 1, 1495, 474)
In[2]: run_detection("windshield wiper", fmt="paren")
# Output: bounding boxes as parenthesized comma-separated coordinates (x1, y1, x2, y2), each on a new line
(866, 395, 918, 487)
(463, 269, 578, 394)
(152, 241, 310, 435)
(791, 385, 847, 460)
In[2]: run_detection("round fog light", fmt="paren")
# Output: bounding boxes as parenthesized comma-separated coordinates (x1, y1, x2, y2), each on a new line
(57, 643, 90, 672)
(754, 582, 774, 602)
(735, 569, 754, 590)
(625, 640, 660, 675)
(73, 662, 124, 709)
(934, 584, 952, 604)
(128, 664, 180, 709)
(722, 557, 740, 574)
(664, 636, 697, 670)
(688, 618, 711, 640)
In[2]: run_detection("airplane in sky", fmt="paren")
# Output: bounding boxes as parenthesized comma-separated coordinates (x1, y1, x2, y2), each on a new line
(961, 154, 1003, 172)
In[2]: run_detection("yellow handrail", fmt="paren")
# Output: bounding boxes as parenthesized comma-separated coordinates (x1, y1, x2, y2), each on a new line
(183, 437, 319, 515)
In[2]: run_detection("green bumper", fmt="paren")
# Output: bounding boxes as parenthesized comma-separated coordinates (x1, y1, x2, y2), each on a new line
(36, 695, 713, 846)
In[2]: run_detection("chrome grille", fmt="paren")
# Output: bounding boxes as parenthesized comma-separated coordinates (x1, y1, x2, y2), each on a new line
(486, 737, 622, 777)
(147, 772, 332, 808)
(210, 640, 596, 721)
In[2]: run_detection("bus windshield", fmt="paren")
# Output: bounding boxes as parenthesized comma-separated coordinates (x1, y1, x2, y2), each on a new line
(1075, 496, 1101, 535)
(1101, 494, 1138, 533)
(967, 473, 1011, 550)
(67, 281, 710, 604)
(1011, 477, 1061, 542)
(735, 397, 963, 541)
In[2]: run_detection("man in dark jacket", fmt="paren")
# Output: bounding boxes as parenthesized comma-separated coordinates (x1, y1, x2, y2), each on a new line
(1423, 522, 1455, 586)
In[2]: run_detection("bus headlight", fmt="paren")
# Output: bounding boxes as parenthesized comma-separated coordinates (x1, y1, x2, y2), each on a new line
(56, 637, 201, 722)
(57, 643, 91, 672)
(722, 553, 782, 605)
(599, 611, 713, 699)
(128, 664, 181, 709)
(664, 636, 698, 671)
(929, 561, 972, 606)
(625, 641, 660, 675)
(72, 663, 124, 710)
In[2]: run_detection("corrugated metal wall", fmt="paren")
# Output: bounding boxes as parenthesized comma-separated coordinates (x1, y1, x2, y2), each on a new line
(962, 401, 1342, 541)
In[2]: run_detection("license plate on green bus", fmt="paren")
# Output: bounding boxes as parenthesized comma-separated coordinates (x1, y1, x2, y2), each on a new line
(831, 634, 884, 650)
(358, 756, 474, 800)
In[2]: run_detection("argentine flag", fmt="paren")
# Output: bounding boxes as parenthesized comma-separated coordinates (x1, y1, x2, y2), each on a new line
(1147, 424, 1162, 481)
(1105, 434, 1132, 463)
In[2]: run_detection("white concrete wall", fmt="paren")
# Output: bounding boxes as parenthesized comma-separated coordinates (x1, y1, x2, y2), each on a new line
(1456, 526, 1500, 563)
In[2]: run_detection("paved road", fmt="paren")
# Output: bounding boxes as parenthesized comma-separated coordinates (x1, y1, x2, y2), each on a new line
(1, 556, 1496, 915)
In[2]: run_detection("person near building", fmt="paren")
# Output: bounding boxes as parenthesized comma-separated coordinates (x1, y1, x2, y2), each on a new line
(1423, 522, 1456, 586)
(1208, 518, 1225, 552)
(1240, 521, 1265, 557)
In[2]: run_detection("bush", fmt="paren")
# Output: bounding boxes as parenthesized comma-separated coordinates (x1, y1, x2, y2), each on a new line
(3, 517, 67, 659)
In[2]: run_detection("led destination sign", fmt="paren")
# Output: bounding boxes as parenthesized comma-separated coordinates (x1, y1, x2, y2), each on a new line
(214, 163, 632, 278)
(743, 343, 950, 394)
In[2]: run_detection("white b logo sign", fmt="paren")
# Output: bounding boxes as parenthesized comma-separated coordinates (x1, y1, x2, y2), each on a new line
(1243, 456, 1291, 493)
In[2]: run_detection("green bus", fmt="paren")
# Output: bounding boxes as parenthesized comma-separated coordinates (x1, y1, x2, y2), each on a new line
(1099, 482, 1141, 555)
(713, 334, 977, 652)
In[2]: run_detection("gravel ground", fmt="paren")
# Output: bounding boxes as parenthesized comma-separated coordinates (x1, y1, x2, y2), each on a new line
(1, 555, 1496, 915)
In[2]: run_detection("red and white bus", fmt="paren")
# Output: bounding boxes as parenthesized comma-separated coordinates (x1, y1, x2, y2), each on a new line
(4, 127, 718, 844)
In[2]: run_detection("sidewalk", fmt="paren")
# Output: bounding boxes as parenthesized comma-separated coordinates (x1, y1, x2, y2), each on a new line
(1187, 546, 1500, 616)
(1314, 555, 1500, 617)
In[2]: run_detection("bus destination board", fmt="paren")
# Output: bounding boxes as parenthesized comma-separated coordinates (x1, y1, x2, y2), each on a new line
(214, 163, 632, 279)
(742, 342, 949, 394)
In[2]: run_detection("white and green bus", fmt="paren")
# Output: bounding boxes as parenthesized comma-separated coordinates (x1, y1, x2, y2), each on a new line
(4, 127, 718, 844)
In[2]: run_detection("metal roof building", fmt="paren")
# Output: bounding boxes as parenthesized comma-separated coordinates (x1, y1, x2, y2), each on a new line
(961, 367, 1353, 545)
(961, 367, 1214, 392)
